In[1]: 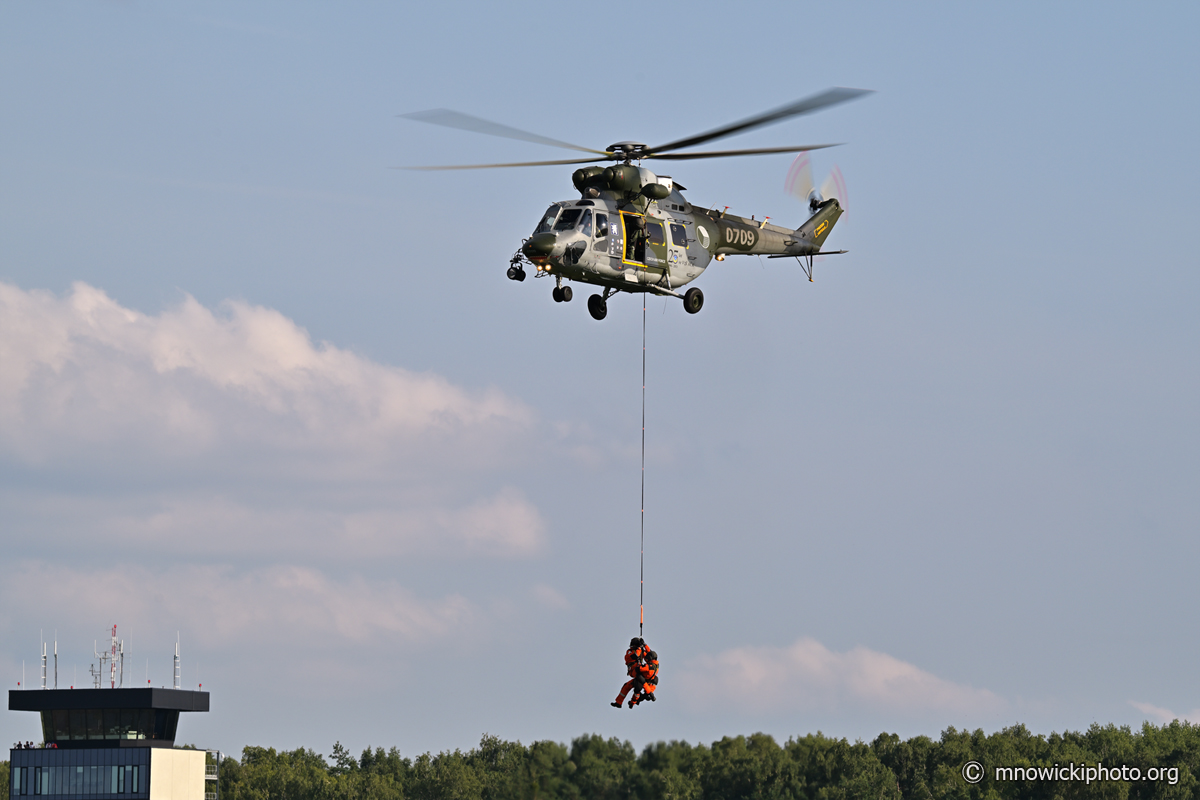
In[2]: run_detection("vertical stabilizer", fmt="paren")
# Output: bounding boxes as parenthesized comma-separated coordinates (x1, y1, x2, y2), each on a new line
(795, 199, 843, 249)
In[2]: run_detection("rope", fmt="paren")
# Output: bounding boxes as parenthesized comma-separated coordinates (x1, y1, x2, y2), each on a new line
(640, 289, 646, 638)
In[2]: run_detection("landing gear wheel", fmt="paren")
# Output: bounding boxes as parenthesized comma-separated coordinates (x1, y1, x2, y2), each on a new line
(683, 287, 704, 314)
(588, 294, 608, 321)
(552, 286, 563, 303)
(560, 286, 572, 302)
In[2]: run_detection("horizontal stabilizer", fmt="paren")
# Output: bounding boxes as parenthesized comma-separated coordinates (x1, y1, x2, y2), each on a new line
(767, 250, 847, 259)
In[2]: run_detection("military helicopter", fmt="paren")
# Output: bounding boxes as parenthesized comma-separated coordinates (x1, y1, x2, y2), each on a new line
(401, 87, 870, 321)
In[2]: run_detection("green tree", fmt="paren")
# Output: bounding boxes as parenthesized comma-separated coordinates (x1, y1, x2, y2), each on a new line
(639, 739, 708, 800)
(206, 721, 1200, 800)
(331, 743, 358, 777)
(566, 734, 638, 800)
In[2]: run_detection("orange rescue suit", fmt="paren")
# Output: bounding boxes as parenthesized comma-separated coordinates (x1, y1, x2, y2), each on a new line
(631, 650, 659, 705)
(614, 645, 645, 705)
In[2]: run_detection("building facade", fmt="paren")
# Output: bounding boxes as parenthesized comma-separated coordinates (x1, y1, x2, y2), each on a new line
(8, 689, 212, 800)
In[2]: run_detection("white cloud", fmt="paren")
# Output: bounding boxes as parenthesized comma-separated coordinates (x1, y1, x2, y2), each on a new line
(2, 561, 475, 646)
(679, 636, 1005, 716)
(337, 487, 546, 557)
(0, 281, 546, 559)
(0, 281, 530, 470)
(1130, 702, 1200, 724)
(531, 584, 570, 610)
(2, 485, 544, 560)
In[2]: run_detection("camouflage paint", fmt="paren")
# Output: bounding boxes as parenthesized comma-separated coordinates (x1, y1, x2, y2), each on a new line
(530, 164, 843, 293)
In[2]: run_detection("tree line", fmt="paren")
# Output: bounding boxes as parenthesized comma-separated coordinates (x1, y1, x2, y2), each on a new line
(204, 721, 1200, 800)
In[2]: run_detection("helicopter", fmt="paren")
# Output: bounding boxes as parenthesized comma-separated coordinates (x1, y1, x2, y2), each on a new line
(401, 87, 871, 321)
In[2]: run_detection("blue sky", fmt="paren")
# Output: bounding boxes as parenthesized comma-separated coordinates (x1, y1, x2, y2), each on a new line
(2, 1, 1198, 759)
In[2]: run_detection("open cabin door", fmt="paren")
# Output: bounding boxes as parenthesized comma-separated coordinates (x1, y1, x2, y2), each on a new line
(620, 212, 666, 283)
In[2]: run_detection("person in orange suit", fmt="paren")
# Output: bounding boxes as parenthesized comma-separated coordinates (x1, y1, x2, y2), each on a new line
(630, 647, 659, 707)
(611, 637, 645, 707)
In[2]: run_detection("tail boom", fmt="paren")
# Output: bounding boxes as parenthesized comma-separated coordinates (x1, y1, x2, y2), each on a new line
(695, 199, 843, 259)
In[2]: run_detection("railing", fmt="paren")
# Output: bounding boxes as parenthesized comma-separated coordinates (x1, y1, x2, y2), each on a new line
(205, 766, 219, 779)
(205, 793, 218, 800)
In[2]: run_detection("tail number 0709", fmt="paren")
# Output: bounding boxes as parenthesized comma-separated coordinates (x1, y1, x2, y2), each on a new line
(725, 227, 756, 247)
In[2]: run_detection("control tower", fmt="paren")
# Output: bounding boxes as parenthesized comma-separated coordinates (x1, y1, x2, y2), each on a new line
(9, 683, 214, 800)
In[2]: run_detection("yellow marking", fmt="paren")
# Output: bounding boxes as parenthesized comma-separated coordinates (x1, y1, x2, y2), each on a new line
(621, 211, 645, 268)
(815, 221, 828, 236)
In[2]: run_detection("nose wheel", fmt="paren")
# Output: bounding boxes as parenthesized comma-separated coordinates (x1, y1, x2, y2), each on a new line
(552, 285, 573, 303)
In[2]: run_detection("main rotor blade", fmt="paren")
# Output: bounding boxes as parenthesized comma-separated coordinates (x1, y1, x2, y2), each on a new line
(393, 156, 609, 171)
(646, 144, 838, 161)
(399, 109, 608, 155)
(646, 87, 872, 155)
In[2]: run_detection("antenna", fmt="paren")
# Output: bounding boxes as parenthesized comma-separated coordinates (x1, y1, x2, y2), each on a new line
(110, 625, 118, 689)
(91, 638, 109, 689)
(54, 636, 58, 690)
(173, 634, 180, 690)
(41, 633, 47, 690)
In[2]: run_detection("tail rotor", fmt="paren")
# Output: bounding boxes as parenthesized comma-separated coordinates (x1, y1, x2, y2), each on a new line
(784, 151, 815, 208)
(820, 164, 847, 208)
(785, 153, 847, 216)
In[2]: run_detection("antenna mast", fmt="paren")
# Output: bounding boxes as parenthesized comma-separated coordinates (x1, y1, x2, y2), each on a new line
(90, 640, 109, 689)
(173, 634, 181, 690)
(110, 625, 118, 689)
(41, 637, 47, 690)
(54, 637, 58, 690)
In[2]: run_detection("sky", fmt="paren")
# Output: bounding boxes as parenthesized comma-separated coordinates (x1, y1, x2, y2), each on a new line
(2, 1, 1198, 761)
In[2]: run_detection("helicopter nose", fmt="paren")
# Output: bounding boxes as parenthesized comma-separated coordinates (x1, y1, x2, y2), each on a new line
(522, 232, 556, 261)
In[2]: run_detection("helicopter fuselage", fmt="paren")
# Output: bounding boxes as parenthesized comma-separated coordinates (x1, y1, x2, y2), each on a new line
(519, 166, 842, 303)
(405, 88, 868, 319)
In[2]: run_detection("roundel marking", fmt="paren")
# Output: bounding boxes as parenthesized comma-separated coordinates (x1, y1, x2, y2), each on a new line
(696, 225, 710, 249)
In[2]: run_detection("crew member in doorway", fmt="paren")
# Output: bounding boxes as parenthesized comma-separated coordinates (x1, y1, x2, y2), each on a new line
(625, 215, 648, 263)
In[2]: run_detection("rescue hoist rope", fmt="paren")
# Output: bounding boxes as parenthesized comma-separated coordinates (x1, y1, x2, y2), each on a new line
(640, 290, 646, 638)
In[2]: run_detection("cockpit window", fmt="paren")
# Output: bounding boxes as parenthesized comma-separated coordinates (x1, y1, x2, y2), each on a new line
(553, 209, 582, 231)
(534, 205, 560, 234)
(595, 213, 609, 238)
(578, 209, 593, 237)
